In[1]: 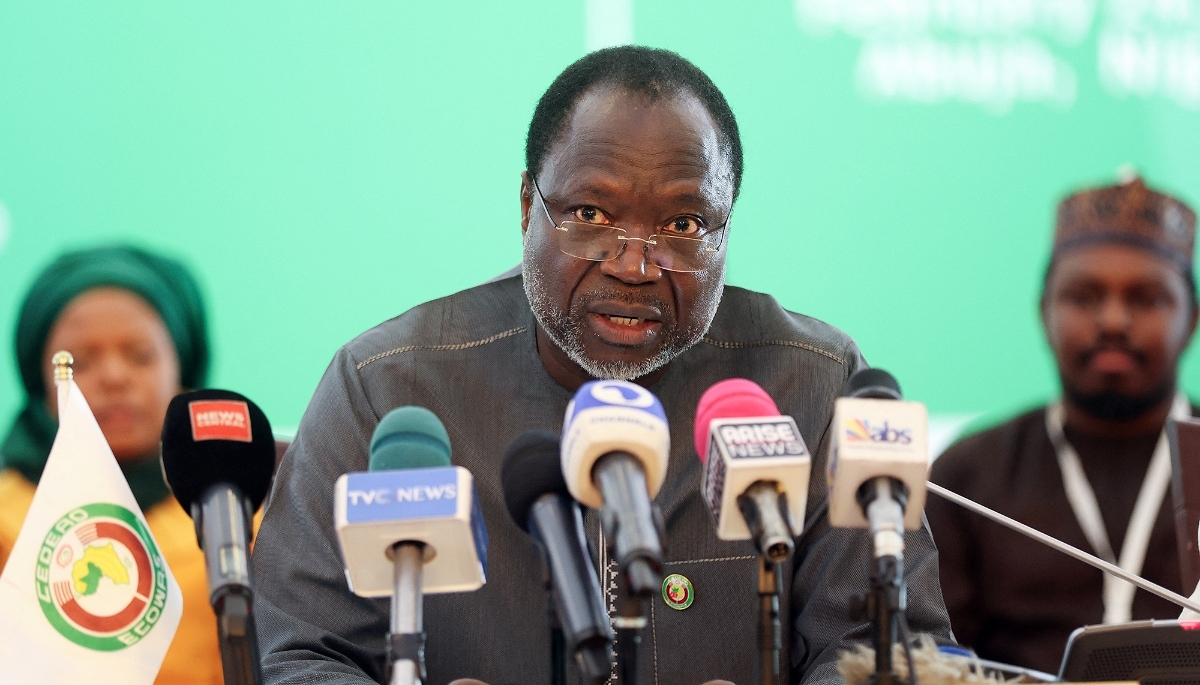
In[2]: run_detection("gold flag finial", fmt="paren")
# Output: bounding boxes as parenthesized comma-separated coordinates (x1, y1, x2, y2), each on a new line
(52, 350, 73, 382)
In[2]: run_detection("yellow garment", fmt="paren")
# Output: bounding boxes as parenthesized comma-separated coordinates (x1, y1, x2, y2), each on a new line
(0, 468, 223, 684)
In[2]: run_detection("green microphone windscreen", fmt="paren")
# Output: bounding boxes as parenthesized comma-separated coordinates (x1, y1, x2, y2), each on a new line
(368, 406, 452, 471)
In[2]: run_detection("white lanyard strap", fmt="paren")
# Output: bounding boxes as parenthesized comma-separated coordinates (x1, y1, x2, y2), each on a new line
(1046, 393, 1190, 624)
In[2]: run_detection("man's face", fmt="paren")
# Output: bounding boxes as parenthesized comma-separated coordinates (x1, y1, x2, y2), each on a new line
(1042, 243, 1198, 420)
(520, 85, 735, 384)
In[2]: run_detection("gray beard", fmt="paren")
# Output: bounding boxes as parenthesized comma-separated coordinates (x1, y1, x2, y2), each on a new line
(522, 249, 724, 382)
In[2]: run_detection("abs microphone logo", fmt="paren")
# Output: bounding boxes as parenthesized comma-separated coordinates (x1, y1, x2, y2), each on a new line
(35, 503, 170, 651)
(844, 418, 912, 445)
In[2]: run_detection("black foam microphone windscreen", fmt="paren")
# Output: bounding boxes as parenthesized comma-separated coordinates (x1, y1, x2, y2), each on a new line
(845, 367, 903, 400)
(501, 429, 570, 531)
(161, 388, 276, 513)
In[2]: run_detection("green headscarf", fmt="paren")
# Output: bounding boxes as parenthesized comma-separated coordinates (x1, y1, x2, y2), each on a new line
(0, 245, 209, 510)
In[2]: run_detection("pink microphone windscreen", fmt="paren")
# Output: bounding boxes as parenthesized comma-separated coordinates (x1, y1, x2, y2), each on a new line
(693, 378, 781, 461)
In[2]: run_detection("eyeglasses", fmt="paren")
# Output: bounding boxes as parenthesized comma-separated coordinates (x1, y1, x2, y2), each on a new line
(531, 177, 729, 274)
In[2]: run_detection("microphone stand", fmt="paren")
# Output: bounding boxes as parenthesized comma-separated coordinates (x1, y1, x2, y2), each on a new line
(863, 551, 904, 685)
(738, 483, 795, 685)
(215, 592, 262, 685)
(195, 489, 262, 685)
(595, 453, 664, 685)
(756, 558, 783, 685)
(389, 542, 426, 685)
(857, 478, 911, 685)
(613, 576, 649, 685)
(550, 612, 567, 685)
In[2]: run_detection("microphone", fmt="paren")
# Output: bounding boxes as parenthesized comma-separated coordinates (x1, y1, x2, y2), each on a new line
(827, 368, 929, 537)
(333, 406, 487, 685)
(927, 482, 1200, 617)
(561, 379, 670, 685)
(561, 379, 669, 598)
(161, 389, 277, 685)
(694, 378, 811, 684)
(827, 368, 929, 685)
(693, 378, 809, 562)
(502, 430, 612, 685)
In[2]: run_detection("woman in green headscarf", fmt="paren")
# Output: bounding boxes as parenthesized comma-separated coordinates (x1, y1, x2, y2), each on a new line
(0, 245, 223, 684)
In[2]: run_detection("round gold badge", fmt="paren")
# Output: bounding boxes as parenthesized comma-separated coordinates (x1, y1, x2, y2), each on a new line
(661, 573, 694, 611)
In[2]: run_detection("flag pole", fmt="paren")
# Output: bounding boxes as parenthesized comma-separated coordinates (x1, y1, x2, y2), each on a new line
(53, 350, 73, 415)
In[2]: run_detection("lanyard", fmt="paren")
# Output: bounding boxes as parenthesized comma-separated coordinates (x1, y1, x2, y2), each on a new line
(1045, 393, 1190, 624)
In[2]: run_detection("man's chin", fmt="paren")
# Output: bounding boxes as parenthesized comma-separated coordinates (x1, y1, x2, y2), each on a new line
(569, 351, 670, 382)
(1064, 381, 1174, 422)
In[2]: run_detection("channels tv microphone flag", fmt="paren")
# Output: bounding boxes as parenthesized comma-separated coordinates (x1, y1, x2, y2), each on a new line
(561, 379, 670, 685)
(0, 352, 183, 685)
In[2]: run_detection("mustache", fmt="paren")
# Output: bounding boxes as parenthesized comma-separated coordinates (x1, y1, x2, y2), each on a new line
(571, 287, 674, 317)
(1078, 341, 1148, 367)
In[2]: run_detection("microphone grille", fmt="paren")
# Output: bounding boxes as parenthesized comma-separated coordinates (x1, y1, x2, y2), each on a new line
(160, 389, 277, 513)
(694, 378, 780, 460)
(501, 430, 568, 532)
(845, 368, 902, 400)
(369, 406, 452, 471)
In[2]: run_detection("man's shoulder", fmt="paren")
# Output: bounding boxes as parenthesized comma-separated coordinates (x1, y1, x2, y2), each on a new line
(341, 275, 530, 367)
(705, 285, 860, 368)
(931, 407, 1047, 484)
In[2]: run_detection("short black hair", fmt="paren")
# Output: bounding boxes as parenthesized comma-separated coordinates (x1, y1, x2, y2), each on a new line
(525, 46, 743, 200)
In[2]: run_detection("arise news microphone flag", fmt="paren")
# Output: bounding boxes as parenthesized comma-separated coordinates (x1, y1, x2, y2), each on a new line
(0, 352, 183, 685)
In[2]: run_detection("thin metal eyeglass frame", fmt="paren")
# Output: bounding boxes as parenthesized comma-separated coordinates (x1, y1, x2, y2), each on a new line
(529, 176, 730, 273)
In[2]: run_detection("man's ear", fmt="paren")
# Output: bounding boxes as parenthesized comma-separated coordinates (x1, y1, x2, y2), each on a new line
(1038, 286, 1062, 359)
(520, 171, 533, 237)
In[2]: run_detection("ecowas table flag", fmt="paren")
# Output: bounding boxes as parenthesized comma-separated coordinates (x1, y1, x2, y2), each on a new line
(0, 379, 182, 684)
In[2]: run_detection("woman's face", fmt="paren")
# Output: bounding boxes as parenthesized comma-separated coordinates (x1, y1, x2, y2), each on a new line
(41, 287, 182, 462)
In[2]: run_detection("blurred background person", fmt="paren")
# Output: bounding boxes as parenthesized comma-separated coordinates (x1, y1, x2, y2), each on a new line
(0, 245, 223, 684)
(928, 176, 1198, 673)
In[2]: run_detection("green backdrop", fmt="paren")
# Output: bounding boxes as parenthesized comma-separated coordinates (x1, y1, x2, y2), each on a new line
(3, 1, 1199, 448)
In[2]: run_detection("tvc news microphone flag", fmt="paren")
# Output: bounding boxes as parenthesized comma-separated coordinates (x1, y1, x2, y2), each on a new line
(0, 378, 182, 684)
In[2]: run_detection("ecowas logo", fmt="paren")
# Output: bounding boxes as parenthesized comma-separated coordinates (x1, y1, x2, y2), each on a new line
(35, 503, 169, 651)
(843, 418, 912, 445)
